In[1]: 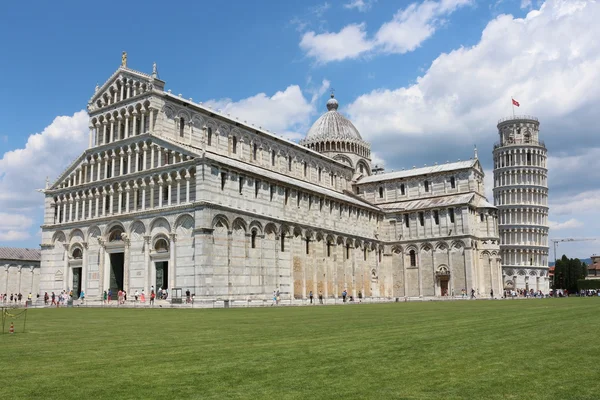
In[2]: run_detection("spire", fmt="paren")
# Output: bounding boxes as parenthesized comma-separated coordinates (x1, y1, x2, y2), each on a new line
(474, 144, 478, 159)
(152, 62, 158, 79)
(326, 90, 339, 111)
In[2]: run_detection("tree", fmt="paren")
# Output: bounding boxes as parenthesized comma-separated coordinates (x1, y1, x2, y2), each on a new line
(552, 255, 588, 293)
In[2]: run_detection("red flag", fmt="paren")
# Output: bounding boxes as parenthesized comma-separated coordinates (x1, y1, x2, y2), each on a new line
(512, 98, 520, 107)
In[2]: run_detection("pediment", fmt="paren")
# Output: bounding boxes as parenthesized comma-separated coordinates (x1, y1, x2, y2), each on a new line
(87, 66, 165, 112)
(48, 134, 199, 191)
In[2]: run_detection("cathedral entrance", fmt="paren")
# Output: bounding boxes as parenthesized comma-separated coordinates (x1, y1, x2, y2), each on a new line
(109, 253, 125, 294)
(440, 278, 449, 296)
(72, 267, 82, 297)
(155, 261, 168, 290)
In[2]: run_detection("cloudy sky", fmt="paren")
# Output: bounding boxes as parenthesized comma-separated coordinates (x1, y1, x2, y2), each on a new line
(0, 0, 598, 259)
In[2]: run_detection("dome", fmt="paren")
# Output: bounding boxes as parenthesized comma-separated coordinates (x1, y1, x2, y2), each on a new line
(305, 94, 362, 141)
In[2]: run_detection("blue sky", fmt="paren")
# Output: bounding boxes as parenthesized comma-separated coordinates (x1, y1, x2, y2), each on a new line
(1, 0, 599, 259)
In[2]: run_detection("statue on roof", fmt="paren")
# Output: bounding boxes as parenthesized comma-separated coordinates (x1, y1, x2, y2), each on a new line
(121, 51, 127, 67)
(152, 62, 157, 78)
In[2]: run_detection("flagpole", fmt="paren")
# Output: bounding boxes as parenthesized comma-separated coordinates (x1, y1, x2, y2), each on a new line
(511, 97, 515, 118)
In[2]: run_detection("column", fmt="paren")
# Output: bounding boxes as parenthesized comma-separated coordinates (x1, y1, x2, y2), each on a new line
(123, 236, 130, 293)
(74, 194, 80, 221)
(68, 196, 73, 222)
(132, 111, 138, 136)
(109, 188, 114, 215)
(150, 108, 155, 132)
(103, 155, 109, 179)
(149, 180, 155, 208)
(119, 150, 125, 176)
(88, 193, 93, 219)
(102, 121, 108, 145)
(82, 243, 88, 296)
(88, 126, 93, 148)
(127, 149, 132, 174)
(126, 82, 131, 98)
(94, 191, 100, 218)
(81, 194, 86, 221)
(150, 145, 155, 169)
(111, 153, 116, 177)
(102, 190, 107, 217)
(143, 143, 148, 171)
(158, 147, 162, 168)
(158, 178, 164, 208)
(176, 172, 181, 204)
(90, 159, 95, 183)
(117, 185, 123, 214)
(144, 236, 151, 295)
(63, 244, 69, 291)
(110, 120, 115, 143)
(125, 184, 131, 213)
(185, 173, 190, 203)
(125, 113, 130, 138)
(167, 176, 172, 206)
(117, 116, 123, 140)
(17, 266, 22, 295)
(141, 181, 147, 210)
(169, 233, 177, 289)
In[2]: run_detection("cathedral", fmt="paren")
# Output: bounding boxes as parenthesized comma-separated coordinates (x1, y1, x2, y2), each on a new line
(39, 58, 503, 302)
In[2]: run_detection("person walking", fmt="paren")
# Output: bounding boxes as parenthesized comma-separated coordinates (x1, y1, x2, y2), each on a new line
(318, 291, 323, 304)
(51, 292, 56, 306)
(342, 290, 347, 303)
(135, 290, 139, 302)
(471, 288, 476, 299)
(490, 289, 494, 299)
(80, 290, 85, 303)
(309, 291, 314, 304)
(107, 289, 112, 303)
(150, 290, 155, 306)
(358, 291, 362, 303)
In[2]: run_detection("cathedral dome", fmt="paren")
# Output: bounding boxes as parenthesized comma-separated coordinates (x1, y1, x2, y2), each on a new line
(305, 94, 362, 141)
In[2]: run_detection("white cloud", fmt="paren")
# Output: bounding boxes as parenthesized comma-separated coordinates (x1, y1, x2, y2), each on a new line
(550, 190, 600, 216)
(205, 82, 329, 142)
(300, 24, 373, 63)
(300, 0, 471, 63)
(0, 111, 88, 243)
(521, 0, 532, 8)
(548, 218, 584, 230)
(344, 0, 375, 12)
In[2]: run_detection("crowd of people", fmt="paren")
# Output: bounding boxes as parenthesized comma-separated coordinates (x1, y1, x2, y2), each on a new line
(503, 289, 547, 298)
(2, 292, 34, 305)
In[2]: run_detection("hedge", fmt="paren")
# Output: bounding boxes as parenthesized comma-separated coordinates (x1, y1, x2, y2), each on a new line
(577, 279, 600, 290)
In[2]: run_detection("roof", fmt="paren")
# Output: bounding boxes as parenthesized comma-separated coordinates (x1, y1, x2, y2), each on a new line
(0, 247, 41, 262)
(378, 193, 475, 211)
(205, 152, 381, 211)
(589, 262, 600, 271)
(357, 160, 479, 184)
(305, 94, 363, 141)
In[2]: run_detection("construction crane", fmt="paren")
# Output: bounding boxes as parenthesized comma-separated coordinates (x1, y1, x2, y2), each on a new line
(551, 238, 597, 265)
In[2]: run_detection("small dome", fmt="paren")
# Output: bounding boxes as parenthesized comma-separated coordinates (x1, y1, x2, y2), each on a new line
(306, 94, 362, 141)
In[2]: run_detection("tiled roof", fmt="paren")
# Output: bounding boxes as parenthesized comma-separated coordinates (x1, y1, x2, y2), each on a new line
(378, 193, 475, 211)
(357, 160, 478, 184)
(0, 247, 41, 262)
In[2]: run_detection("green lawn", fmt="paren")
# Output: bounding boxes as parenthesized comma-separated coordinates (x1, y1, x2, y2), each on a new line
(1, 299, 599, 399)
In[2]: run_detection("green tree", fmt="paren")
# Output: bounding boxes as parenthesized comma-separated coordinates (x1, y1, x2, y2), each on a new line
(553, 255, 588, 293)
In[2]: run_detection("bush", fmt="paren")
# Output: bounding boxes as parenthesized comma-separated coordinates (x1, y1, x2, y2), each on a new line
(577, 279, 600, 290)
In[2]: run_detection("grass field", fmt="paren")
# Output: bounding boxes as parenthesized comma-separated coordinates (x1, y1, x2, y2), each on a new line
(1, 299, 599, 400)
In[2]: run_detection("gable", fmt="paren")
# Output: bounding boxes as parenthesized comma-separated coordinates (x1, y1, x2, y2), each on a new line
(87, 66, 165, 113)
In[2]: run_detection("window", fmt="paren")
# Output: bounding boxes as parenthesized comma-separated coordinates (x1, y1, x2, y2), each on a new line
(239, 176, 244, 194)
(136, 189, 141, 208)
(303, 162, 308, 177)
(108, 227, 123, 242)
(221, 172, 227, 190)
(379, 248, 382, 263)
(122, 159, 128, 175)
(138, 154, 143, 172)
(107, 162, 112, 179)
(450, 177, 456, 189)
(255, 180, 260, 198)
(270, 184, 275, 201)
(288, 156, 292, 171)
(363, 248, 367, 261)
(318, 167, 322, 181)
(297, 191, 301, 207)
(305, 237, 310, 255)
(285, 188, 289, 205)
(419, 212, 424, 226)
(155, 238, 169, 253)
(400, 183, 405, 195)
(253, 143, 258, 160)
(163, 186, 168, 201)
(379, 187, 384, 198)
(319, 198, 324, 211)
(327, 241, 331, 257)
(280, 233, 285, 252)
(424, 180, 429, 192)
(308, 196, 312, 210)
(251, 230, 257, 248)
(72, 248, 82, 259)
(480, 213, 485, 222)
(449, 208, 455, 223)
(434, 210, 439, 225)
(346, 243, 350, 259)
(232, 136, 237, 154)
(330, 173, 334, 186)
(207, 127, 212, 146)
(409, 250, 416, 267)
(271, 150, 276, 166)
(179, 117, 185, 137)
(329, 201, 334, 214)
(527, 152, 531, 165)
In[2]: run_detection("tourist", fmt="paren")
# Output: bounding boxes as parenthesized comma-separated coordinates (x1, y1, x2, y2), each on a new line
(18, 293, 22, 303)
(185, 289, 190, 303)
(10, 294, 13, 303)
(80, 290, 85, 303)
(51, 292, 56, 305)
(342, 290, 347, 303)
(135, 290, 139, 302)
(123, 290, 127, 302)
(140, 290, 145, 303)
(276, 288, 280, 305)
(309, 291, 313, 304)
(358, 291, 362, 303)
(471, 288, 475, 299)
(44, 292, 49, 305)
(318, 291, 323, 304)
(103, 290, 107, 304)
(490, 289, 494, 299)
(272, 290, 277, 306)
(150, 290, 155, 305)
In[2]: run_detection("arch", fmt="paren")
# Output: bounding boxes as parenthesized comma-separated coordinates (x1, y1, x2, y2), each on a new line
(420, 242, 433, 252)
(153, 235, 170, 253)
(69, 229, 84, 244)
(293, 226, 303, 238)
(71, 246, 83, 259)
(52, 231, 66, 244)
(87, 226, 101, 241)
(435, 242, 448, 252)
(391, 245, 403, 254)
(333, 154, 353, 167)
(517, 270, 526, 276)
(529, 270, 537, 276)
(150, 216, 171, 235)
(108, 225, 125, 242)
(175, 214, 194, 236)
(211, 214, 230, 231)
(356, 160, 371, 176)
(264, 222, 278, 237)
(249, 220, 264, 235)
(450, 240, 465, 250)
(232, 217, 248, 234)
(130, 220, 146, 240)
(505, 269, 515, 276)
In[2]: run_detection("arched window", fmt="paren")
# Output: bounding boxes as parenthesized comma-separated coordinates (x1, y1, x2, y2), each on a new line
(304, 162, 308, 177)
(327, 241, 331, 257)
(155, 238, 169, 253)
(72, 248, 82, 259)
(424, 180, 430, 192)
(409, 250, 416, 267)
(318, 167, 322, 181)
(232, 136, 237, 154)
(207, 127, 212, 146)
(280, 232, 285, 252)
(179, 117, 185, 137)
(288, 156, 292, 171)
(108, 227, 124, 242)
(253, 143, 258, 160)
(271, 150, 276, 166)
(400, 183, 405, 195)
(450, 177, 456, 189)
(251, 230, 257, 249)
(305, 237, 310, 255)
(379, 187, 384, 198)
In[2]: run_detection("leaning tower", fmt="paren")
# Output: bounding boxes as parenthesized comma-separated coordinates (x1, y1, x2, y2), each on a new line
(492, 115, 550, 293)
